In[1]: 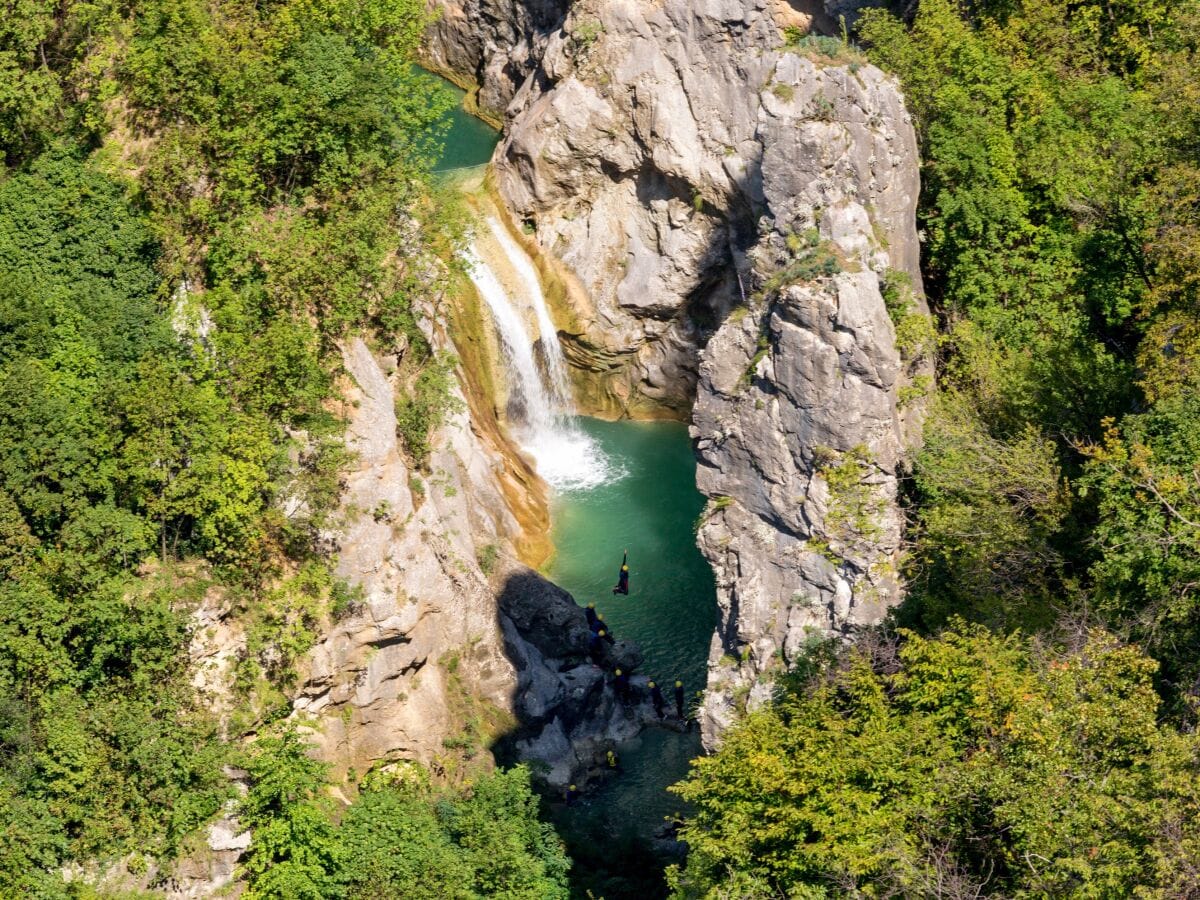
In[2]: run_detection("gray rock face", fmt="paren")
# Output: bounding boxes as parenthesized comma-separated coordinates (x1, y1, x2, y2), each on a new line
(424, 0, 571, 116)
(484, 0, 922, 420)
(295, 339, 647, 787)
(690, 51, 927, 745)
(496, 569, 661, 786)
(288, 335, 524, 772)
(430, 0, 927, 744)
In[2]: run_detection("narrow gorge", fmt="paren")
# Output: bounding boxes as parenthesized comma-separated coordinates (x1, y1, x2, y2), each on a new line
(424, 0, 927, 749)
(190, 0, 924, 892)
(10, 0, 1197, 895)
(183, 0, 929, 892)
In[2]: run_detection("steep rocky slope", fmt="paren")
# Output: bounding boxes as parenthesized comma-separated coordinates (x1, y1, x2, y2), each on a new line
(424, 0, 571, 119)
(189, 312, 644, 784)
(428, 0, 928, 744)
(295, 327, 655, 780)
(178, 321, 646, 894)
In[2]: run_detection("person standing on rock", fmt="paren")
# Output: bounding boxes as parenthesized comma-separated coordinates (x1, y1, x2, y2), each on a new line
(588, 629, 606, 662)
(649, 681, 665, 719)
(674, 680, 685, 719)
(612, 549, 630, 595)
(565, 784, 579, 805)
(613, 668, 630, 702)
(597, 614, 615, 644)
(585, 602, 598, 629)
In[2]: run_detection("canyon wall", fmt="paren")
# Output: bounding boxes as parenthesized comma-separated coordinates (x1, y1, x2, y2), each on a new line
(429, 0, 929, 744)
(297, 319, 653, 780)
(691, 53, 927, 740)
(189, 293, 642, 784)
(424, 0, 571, 119)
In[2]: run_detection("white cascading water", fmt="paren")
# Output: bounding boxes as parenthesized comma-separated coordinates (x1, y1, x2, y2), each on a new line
(462, 219, 619, 491)
(484, 216, 575, 406)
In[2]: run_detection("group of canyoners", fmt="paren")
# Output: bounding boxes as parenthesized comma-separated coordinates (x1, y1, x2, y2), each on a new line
(594, 551, 689, 717)
(563, 552, 694, 805)
(584, 601, 687, 719)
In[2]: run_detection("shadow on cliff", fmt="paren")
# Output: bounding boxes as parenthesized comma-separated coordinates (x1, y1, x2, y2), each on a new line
(488, 567, 645, 770)
(488, 567, 677, 900)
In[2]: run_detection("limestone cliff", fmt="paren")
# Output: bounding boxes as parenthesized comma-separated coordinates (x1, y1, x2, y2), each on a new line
(424, 0, 570, 119)
(429, 0, 928, 745)
(185, 294, 640, 789)
(447, 0, 921, 421)
(297, 328, 648, 783)
(293, 333, 524, 774)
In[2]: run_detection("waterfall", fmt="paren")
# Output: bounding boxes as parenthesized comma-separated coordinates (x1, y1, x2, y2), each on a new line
(462, 243, 557, 434)
(462, 220, 619, 492)
(484, 216, 575, 408)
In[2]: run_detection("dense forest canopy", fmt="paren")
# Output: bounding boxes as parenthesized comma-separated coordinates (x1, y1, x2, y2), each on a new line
(0, 0, 565, 897)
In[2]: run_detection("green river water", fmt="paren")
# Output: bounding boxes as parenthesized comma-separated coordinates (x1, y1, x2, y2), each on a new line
(546, 418, 717, 897)
(429, 71, 717, 896)
(429, 73, 501, 172)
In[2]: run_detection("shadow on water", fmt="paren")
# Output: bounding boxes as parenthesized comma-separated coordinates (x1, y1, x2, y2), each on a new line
(486, 565, 682, 899)
(485, 419, 716, 899)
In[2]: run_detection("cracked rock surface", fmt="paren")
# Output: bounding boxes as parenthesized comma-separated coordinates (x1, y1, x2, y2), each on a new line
(428, 0, 928, 744)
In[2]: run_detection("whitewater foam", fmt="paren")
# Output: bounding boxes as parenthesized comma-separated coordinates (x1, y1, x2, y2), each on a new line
(462, 229, 623, 493)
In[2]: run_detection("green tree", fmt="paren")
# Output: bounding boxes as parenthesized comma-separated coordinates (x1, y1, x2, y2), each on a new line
(0, 1, 64, 162)
(339, 766, 570, 900)
(118, 358, 273, 563)
(239, 728, 345, 900)
(671, 625, 1200, 898)
(1083, 392, 1200, 695)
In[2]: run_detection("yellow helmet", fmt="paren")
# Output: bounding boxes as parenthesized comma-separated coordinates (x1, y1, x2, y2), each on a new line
(648, 681, 656, 688)
(615, 669, 623, 675)
(675, 680, 683, 687)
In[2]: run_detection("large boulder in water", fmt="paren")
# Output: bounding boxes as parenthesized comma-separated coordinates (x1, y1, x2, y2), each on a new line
(495, 566, 661, 787)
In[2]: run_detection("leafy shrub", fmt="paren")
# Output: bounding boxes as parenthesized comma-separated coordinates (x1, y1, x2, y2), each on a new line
(396, 352, 465, 466)
(671, 625, 1200, 898)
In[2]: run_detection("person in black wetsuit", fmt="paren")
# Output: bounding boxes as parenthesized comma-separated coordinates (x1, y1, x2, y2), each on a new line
(649, 681, 665, 719)
(588, 629, 605, 662)
(584, 603, 598, 629)
(606, 749, 621, 773)
(674, 680, 685, 719)
(596, 614, 615, 644)
(613, 669, 630, 702)
(612, 550, 630, 595)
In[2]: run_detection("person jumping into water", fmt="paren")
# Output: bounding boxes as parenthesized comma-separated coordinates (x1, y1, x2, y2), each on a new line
(612, 550, 630, 595)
